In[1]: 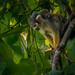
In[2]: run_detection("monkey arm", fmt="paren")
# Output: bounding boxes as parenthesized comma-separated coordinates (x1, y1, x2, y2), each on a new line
(45, 33, 53, 47)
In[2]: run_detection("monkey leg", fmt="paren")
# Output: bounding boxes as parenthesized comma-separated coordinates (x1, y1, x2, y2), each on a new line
(52, 31, 60, 50)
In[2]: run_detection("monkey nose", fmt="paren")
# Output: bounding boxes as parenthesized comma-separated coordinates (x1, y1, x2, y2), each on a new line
(36, 27, 40, 30)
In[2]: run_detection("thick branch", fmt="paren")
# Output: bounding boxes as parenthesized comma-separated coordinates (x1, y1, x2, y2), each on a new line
(61, 11, 75, 37)
(52, 18, 75, 70)
(59, 19, 75, 49)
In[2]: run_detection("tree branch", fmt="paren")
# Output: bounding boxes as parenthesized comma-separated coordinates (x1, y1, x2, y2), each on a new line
(61, 11, 75, 38)
(52, 12, 75, 70)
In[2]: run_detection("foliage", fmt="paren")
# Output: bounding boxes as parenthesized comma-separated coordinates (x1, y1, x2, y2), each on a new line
(0, 0, 75, 75)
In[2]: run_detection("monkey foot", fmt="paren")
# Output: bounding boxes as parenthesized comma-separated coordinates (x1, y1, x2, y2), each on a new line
(45, 48, 52, 52)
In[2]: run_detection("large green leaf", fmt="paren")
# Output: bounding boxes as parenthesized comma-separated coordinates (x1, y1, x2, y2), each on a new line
(17, 58, 37, 75)
(63, 63, 75, 75)
(3, 58, 42, 75)
(0, 39, 14, 62)
(11, 46, 24, 64)
(3, 61, 18, 75)
(3, 34, 19, 46)
(0, 25, 28, 38)
(66, 38, 75, 61)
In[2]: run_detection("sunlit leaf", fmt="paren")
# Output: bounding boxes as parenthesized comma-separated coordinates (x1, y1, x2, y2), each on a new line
(6, 3, 10, 9)
(10, 18, 17, 26)
(45, 39, 50, 47)
(68, 0, 75, 4)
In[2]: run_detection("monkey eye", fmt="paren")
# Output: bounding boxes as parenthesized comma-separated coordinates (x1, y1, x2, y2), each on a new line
(33, 23, 38, 27)
(34, 24, 36, 27)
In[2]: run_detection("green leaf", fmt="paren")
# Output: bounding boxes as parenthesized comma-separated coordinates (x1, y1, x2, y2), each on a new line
(0, 62, 6, 75)
(0, 22, 9, 33)
(3, 61, 18, 75)
(3, 34, 19, 46)
(1, 12, 12, 25)
(47, 70, 62, 75)
(53, 6, 60, 14)
(0, 12, 12, 33)
(23, 0, 28, 6)
(70, 43, 75, 61)
(66, 38, 75, 61)
(17, 58, 37, 75)
(63, 63, 75, 75)
(0, 26, 28, 38)
(54, 0, 66, 12)
(54, 0, 62, 4)
(68, 0, 75, 4)
(36, 31, 45, 46)
(3, 58, 42, 75)
(15, 5, 24, 15)
(0, 39, 14, 62)
(59, 3, 66, 12)
(28, 0, 37, 9)
(66, 37, 75, 50)
(11, 46, 24, 64)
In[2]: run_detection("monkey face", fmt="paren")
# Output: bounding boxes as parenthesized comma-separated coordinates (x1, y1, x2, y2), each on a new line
(29, 13, 41, 31)
(31, 22, 40, 30)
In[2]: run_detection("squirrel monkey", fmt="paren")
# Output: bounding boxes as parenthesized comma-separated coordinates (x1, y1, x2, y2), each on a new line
(29, 9, 63, 50)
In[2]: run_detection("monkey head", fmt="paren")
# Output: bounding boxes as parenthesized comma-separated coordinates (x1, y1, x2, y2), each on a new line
(29, 13, 43, 31)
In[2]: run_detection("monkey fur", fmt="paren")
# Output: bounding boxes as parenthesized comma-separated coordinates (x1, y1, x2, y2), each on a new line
(29, 9, 63, 50)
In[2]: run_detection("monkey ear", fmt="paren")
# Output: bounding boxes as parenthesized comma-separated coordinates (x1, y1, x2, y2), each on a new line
(36, 15, 42, 22)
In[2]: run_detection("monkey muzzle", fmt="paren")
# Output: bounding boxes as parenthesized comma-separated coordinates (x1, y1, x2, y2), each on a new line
(36, 27, 40, 30)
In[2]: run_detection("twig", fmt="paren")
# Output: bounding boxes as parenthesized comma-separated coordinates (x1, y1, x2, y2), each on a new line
(0, 0, 6, 10)
(34, 43, 38, 72)
(35, 37, 45, 67)
(63, 51, 72, 64)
